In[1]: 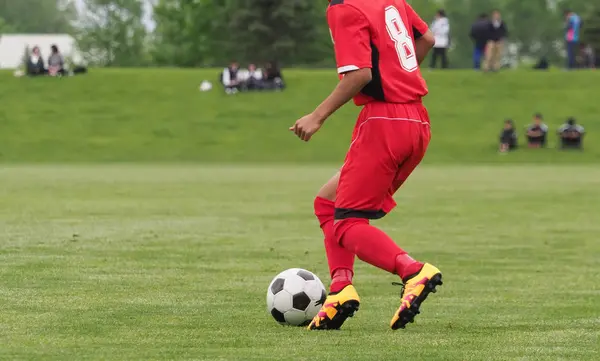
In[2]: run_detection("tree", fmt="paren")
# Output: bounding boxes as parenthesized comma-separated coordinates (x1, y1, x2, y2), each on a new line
(582, 5, 600, 58)
(152, 0, 227, 67)
(76, 0, 148, 66)
(0, 16, 14, 33)
(226, 0, 327, 65)
(152, 0, 331, 67)
(0, 0, 74, 33)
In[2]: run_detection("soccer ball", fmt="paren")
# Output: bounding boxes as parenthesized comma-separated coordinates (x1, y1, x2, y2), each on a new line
(266, 268, 326, 326)
(199, 80, 213, 92)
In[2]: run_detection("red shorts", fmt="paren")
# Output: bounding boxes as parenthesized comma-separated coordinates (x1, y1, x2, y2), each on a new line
(334, 101, 431, 220)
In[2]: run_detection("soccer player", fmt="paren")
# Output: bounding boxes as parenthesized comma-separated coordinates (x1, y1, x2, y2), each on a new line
(289, 0, 442, 330)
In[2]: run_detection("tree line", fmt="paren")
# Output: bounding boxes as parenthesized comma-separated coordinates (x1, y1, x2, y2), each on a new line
(1, 0, 599, 68)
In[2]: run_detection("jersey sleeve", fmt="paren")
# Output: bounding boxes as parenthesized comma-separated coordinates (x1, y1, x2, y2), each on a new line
(404, 3, 429, 39)
(327, 4, 371, 74)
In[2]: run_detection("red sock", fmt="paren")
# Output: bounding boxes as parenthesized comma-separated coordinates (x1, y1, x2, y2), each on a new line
(314, 197, 354, 292)
(335, 218, 423, 280)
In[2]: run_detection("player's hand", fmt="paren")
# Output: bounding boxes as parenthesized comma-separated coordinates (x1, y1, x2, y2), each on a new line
(289, 113, 323, 142)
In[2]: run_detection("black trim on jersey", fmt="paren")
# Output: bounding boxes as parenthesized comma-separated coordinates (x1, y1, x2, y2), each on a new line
(413, 27, 423, 39)
(359, 42, 385, 101)
(329, 0, 344, 6)
(335, 208, 388, 220)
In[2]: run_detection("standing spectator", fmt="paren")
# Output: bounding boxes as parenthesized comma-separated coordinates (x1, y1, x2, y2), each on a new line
(26, 46, 46, 76)
(564, 9, 582, 70)
(470, 14, 490, 70)
(47, 45, 65, 77)
(483, 10, 508, 72)
(499, 119, 518, 153)
(526, 113, 549, 148)
(558, 118, 585, 149)
(221, 61, 241, 94)
(430, 9, 450, 69)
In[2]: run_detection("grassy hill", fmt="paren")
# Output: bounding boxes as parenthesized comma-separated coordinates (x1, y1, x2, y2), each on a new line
(0, 68, 598, 163)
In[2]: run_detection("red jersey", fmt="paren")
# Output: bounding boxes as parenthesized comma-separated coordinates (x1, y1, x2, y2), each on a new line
(327, 0, 429, 105)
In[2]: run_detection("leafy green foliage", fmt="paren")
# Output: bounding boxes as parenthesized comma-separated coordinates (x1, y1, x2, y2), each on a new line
(582, 4, 600, 54)
(0, 0, 74, 33)
(75, 0, 148, 66)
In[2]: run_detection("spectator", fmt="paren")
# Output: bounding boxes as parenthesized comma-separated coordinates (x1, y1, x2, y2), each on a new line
(470, 13, 490, 70)
(499, 119, 518, 153)
(483, 10, 508, 72)
(526, 113, 549, 148)
(263, 61, 285, 91)
(221, 61, 241, 94)
(26, 46, 46, 76)
(579, 43, 596, 69)
(47, 44, 65, 77)
(430, 9, 450, 69)
(564, 9, 582, 70)
(246, 63, 264, 90)
(558, 118, 585, 149)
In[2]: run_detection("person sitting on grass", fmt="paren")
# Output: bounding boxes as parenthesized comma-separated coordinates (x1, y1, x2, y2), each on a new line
(558, 117, 585, 149)
(47, 45, 66, 77)
(526, 113, 549, 148)
(221, 61, 241, 94)
(245, 63, 264, 91)
(499, 119, 517, 153)
(263, 61, 285, 91)
(26, 46, 46, 76)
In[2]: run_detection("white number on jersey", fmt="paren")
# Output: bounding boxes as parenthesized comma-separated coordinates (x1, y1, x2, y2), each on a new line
(384, 5, 418, 72)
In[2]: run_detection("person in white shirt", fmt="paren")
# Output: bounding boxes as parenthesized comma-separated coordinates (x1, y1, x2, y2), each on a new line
(246, 63, 264, 90)
(221, 62, 241, 94)
(26, 46, 46, 76)
(430, 10, 450, 69)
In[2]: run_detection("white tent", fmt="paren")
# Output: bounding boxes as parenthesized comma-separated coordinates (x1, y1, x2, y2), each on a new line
(0, 34, 83, 69)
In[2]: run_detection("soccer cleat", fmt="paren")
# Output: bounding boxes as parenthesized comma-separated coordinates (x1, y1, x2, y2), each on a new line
(390, 263, 443, 330)
(307, 285, 360, 330)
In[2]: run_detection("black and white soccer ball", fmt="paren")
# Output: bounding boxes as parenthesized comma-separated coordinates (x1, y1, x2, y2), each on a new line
(266, 268, 326, 326)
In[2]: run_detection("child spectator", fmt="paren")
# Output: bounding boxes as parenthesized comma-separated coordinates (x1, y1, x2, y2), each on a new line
(499, 119, 518, 153)
(526, 113, 549, 148)
(558, 118, 585, 149)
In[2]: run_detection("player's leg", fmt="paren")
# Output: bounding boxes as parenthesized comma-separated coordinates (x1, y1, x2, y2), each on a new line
(334, 118, 425, 280)
(308, 161, 361, 330)
(313, 172, 355, 293)
(383, 119, 442, 330)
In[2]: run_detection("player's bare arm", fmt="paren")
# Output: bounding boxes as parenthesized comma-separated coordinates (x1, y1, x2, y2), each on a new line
(415, 29, 435, 64)
(289, 68, 372, 142)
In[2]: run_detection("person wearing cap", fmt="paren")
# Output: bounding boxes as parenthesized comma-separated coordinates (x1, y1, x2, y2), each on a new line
(558, 117, 585, 149)
(499, 119, 517, 153)
(526, 113, 549, 148)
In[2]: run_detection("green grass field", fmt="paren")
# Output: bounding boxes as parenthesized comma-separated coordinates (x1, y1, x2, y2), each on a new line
(0, 69, 599, 163)
(1, 165, 599, 360)
(1, 69, 599, 359)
